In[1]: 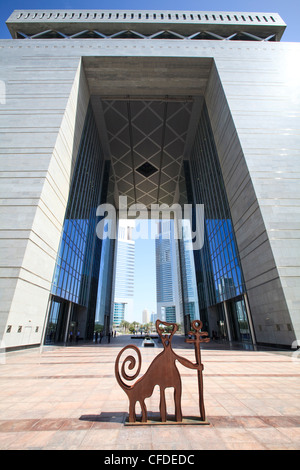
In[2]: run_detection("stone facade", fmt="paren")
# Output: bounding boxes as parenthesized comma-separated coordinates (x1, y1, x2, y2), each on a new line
(0, 10, 299, 349)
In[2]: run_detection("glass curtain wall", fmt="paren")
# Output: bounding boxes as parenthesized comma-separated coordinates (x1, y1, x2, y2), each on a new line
(45, 103, 105, 343)
(165, 306, 176, 323)
(113, 302, 126, 326)
(177, 219, 200, 330)
(188, 102, 252, 342)
(95, 161, 116, 335)
(156, 238, 173, 304)
(155, 220, 183, 324)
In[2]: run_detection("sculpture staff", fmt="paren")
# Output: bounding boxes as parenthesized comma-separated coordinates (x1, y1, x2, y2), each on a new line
(185, 320, 210, 421)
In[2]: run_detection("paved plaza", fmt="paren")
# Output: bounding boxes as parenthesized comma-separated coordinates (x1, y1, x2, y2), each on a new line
(0, 335, 299, 450)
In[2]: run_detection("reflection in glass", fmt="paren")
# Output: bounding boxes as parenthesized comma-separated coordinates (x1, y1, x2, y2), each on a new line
(188, 102, 251, 342)
(46, 103, 105, 342)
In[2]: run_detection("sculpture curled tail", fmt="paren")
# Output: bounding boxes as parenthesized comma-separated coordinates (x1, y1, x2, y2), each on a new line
(115, 345, 142, 392)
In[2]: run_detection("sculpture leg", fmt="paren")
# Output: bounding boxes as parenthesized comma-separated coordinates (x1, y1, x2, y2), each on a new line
(174, 386, 183, 422)
(140, 400, 148, 422)
(160, 387, 167, 422)
(129, 400, 136, 423)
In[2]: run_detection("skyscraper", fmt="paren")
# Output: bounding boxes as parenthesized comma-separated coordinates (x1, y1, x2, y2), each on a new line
(179, 221, 200, 329)
(155, 220, 182, 324)
(142, 308, 149, 324)
(112, 219, 135, 325)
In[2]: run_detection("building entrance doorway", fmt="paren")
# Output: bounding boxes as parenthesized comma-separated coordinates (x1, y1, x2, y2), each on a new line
(44, 57, 254, 347)
(227, 297, 252, 343)
(45, 298, 69, 344)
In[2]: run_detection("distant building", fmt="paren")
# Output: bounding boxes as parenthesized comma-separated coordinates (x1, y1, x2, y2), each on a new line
(113, 219, 135, 325)
(179, 221, 200, 330)
(150, 312, 157, 324)
(155, 220, 182, 324)
(142, 308, 149, 324)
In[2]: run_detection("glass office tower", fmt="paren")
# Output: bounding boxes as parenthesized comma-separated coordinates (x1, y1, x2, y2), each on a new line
(112, 219, 135, 325)
(155, 220, 182, 324)
(178, 220, 200, 330)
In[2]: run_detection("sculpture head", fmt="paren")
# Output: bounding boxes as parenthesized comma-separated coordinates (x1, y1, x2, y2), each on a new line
(156, 319, 178, 349)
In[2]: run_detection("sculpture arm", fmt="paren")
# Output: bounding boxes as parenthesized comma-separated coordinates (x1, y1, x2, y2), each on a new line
(175, 354, 203, 370)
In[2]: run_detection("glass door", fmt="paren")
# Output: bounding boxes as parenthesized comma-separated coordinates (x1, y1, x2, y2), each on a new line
(228, 297, 251, 343)
(44, 298, 69, 344)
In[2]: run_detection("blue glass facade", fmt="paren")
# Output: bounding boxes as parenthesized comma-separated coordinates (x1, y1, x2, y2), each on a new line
(178, 221, 200, 326)
(95, 161, 116, 334)
(45, 103, 106, 343)
(155, 220, 184, 324)
(113, 302, 126, 326)
(156, 237, 173, 304)
(187, 103, 251, 341)
(114, 240, 135, 299)
(95, 232, 115, 332)
(165, 306, 176, 323)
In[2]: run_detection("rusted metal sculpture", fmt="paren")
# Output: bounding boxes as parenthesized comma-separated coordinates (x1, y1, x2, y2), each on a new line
(115, 319, 210, 425)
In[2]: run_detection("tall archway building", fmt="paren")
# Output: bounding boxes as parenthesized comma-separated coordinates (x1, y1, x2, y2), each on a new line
(0, 10, 299, 349)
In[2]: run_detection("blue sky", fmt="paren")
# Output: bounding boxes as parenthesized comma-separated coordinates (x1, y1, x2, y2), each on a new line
(0, 0, 298, 322)
(0, 0, 299, 41)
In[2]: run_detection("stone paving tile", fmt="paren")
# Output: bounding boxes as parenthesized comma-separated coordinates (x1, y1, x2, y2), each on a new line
(0, 335, 299, 450)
